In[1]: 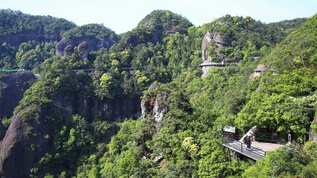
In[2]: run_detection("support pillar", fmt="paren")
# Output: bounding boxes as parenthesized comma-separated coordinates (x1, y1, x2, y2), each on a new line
(236, 152, 239, 166)
(227, 148, 231, 163)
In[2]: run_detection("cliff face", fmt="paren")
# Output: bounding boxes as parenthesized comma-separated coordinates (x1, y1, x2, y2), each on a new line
(0, 74, 142, 177)
(201, 32, 231, 63)
(0, 71, 37, 119)
(0, 105, 51, 178)
(309, 118, 317, 141)
(53, 93, 142, 123)
(0, 122, 5, 140)
(0, 32, 62, 48)
(141, 83, 170, 133)
(0, 70, 141, 123)
(201, 32, 232, 77)
(55, 37, 114, 59)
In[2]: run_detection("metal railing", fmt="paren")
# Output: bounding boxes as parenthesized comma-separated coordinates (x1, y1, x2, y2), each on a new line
(222, 134, 266, 160)
(0, 69, 26, 72)
(255, 132, 288, 144)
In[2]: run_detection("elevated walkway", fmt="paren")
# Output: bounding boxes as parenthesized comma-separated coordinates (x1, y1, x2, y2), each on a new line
(222, 132, 284, 160)
(72, 67, 134, 74)
(0, 69, 26, 72)
(222, 134, 266, 160)
(199, 62, 238, 68)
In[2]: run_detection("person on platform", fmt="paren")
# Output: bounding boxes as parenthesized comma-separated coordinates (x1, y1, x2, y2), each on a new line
(243, 135, 251, 150)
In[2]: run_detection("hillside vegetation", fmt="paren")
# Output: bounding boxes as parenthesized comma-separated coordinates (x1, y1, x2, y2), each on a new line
(0, 9, 316, 177)
(0, 9, 75, 37)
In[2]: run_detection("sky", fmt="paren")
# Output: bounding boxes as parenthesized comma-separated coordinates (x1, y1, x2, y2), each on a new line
(1, 0, 317, 34)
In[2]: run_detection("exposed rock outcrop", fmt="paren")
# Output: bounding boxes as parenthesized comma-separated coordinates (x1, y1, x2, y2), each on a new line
(201, 32, 232, 77)
(0, 105, 51, 178)
(78, 42, 89, 61)
(152, 93, 169, 124)
(201, 32, 214, 63)
(93, 96, 142, 122)
(248, 64, 266, 82)
(55, 38, 75, 56)
(0, 32, 62, 48)
(52, 92, 141, 123)
(0, 122, 5, 140)
(64, 45, 74, 56)
(309, 118, 317, 141)
(141, 82, 170, 133)
(201, 32, 231, 63)
(240, 126, 257, 142)
(0, 71, 36, 119)
(55, 37, 114, 58)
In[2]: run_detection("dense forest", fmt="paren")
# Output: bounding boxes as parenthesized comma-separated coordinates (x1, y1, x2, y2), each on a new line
(0, 9, 316, 177)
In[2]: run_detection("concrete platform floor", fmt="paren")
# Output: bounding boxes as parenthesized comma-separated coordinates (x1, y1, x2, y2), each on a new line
(250, 141, 284, 152)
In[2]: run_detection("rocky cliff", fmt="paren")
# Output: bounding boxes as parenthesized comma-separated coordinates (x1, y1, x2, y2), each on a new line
(53, 92, 142, 123)
(0, 32, 62, 48)
(55, 37, 114, 59)
(0, 122, 5, 140)
(201, 32, 232, 77)
(201, 32, 231, 63)
(0, 71, 37, 119)
(0, 105, 51, 178)
(309, 118, 317, 141)
(141, 82, 170, 133)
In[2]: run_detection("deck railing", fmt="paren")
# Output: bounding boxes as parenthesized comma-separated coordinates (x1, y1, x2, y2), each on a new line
(222, 134, 266, 160)
(254, 132, 288, 144)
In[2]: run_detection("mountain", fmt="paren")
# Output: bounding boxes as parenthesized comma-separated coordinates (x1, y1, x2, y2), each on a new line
(114, 10, 193, 48)
(0, 9, 76, 47)
(56, 24, 119, 59)
(137, 10, 193, 37)
(268, 14, 317, 72)
(0, 9, 315, 177)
